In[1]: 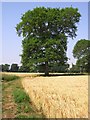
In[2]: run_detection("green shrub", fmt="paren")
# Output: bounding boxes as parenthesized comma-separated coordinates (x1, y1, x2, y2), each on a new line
(13, 88, 30, 103)
(28, 114, 43, 119)
(17, 103, 34, 113)
(16, 114, 43, 119)
(16, 115, 28, 118)
(2, 74, 19, 81)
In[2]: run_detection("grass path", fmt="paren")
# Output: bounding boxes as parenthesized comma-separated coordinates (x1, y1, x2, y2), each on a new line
(2, 81, 17, 118)
(2, 75, 44, 118)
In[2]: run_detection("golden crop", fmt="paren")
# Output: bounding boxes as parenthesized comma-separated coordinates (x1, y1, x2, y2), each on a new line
(22, 75, 88, 118)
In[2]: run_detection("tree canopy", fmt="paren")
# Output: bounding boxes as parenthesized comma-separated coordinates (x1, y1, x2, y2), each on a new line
(16, 7, 81, 75)
(73, 39, 90, 72)
(0, 64, 10, 72)
(10, 64, 19, 72)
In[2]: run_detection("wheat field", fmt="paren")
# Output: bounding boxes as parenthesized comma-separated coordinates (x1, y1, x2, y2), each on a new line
(22, 75, 88, 118)
(1, 72, 43, 77)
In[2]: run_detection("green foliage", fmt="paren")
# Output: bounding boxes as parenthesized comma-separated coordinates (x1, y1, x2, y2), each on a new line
(16, 115, 28, 118)
(0, 64, 10, 72)
(2, 74, 19, 81)
(16, 7, 81, 39)
(10, 64, 19, 72)
(16, 7, 81, 75)
(0, 64, 20, 72)
(73, 39, 90, 72)
(13, 88, 30, 103)
(73, 39, 90, 59)
(24, 103, 34, 113)
(18, 65, 29, 72)
(69, 64, 80, 73)
(17, 103, 34, 113)
(16, 114, 43, 118)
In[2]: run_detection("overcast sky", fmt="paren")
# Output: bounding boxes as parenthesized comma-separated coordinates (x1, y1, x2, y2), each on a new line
(1, 2, 88, 67)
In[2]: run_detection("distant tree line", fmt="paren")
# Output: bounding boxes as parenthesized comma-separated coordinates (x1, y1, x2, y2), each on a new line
(0, 64, 31, 72)
(0, 60, 89, 73)
(0, 64, 19, 72)
(0, 63, 69, 73)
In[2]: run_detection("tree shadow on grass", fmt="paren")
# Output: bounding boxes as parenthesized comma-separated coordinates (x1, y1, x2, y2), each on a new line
(39, 73, 87, 77)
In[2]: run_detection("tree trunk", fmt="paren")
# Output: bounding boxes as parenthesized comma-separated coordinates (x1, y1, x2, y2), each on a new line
(45, 61, 49, 76)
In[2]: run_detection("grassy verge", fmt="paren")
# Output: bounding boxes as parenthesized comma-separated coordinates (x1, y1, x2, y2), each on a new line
(2, 74, 19, 81)
(2, 74, 44, 118)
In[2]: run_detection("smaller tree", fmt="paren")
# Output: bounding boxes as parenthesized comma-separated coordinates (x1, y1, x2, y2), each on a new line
(10, 64, 19, 72)
(73, 39, 90, 73)
(1, 64, 10, 72)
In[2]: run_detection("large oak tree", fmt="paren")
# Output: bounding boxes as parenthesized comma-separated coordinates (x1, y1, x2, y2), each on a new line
(16, 7, 81, 75)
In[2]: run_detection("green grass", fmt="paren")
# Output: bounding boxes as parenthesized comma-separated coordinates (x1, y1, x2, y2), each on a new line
(13, 88, 30, 103)
(2, 74, 19, 81)
(16, 114, 44, 119)
(13, 88, 35, 115)
(17, 103, 32, 113)
(12, 85, 45, 118)
(15, 115, 28, 118)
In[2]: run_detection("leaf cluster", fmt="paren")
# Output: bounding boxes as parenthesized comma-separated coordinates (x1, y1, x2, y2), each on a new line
(16, 7, 81, 39)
